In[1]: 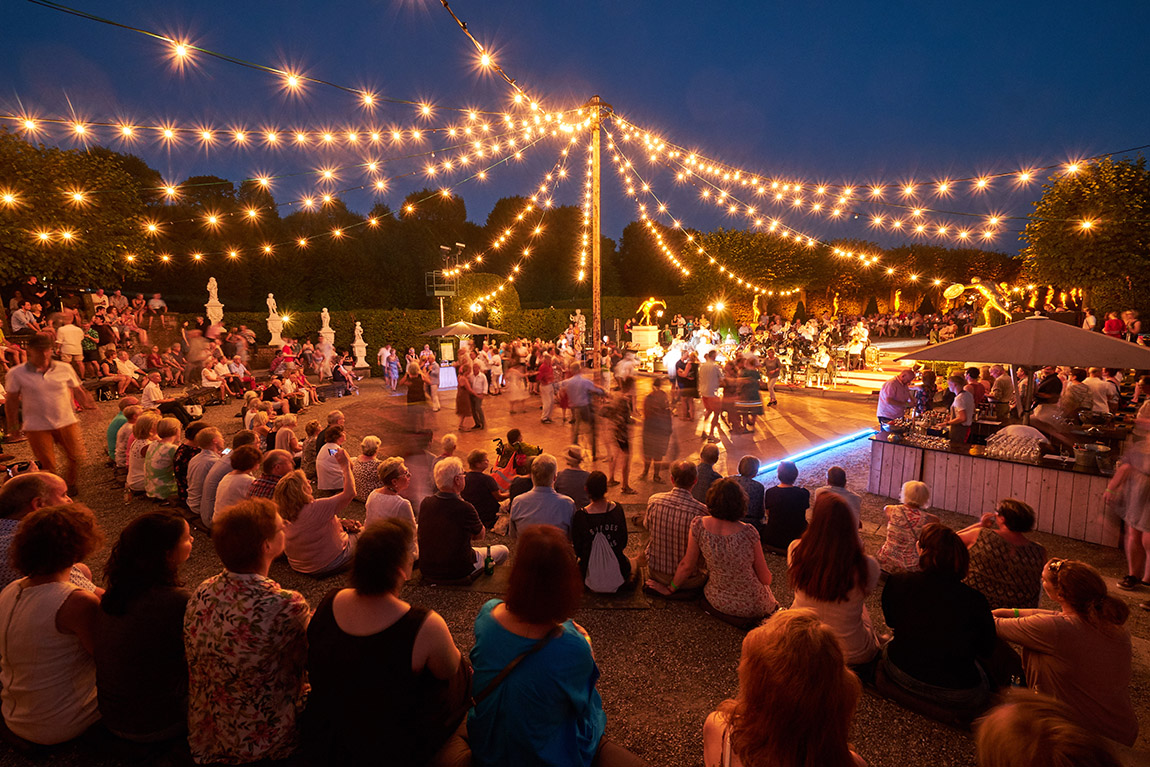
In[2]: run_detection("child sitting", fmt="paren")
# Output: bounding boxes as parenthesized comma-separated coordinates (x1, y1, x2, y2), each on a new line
(145, 417, 182, 501)
(126, 412, 160, 495)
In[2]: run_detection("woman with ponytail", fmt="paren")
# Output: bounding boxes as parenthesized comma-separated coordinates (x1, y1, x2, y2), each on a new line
(992, 558, 1138, 746)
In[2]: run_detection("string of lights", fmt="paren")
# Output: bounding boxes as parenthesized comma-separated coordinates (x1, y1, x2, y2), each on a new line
(613, 113, 1150, 214)
(610, 134, 803, 297)
(466, 147, 576, 307)
(19, 0, 554, 117)
(21, 131, 554, 260)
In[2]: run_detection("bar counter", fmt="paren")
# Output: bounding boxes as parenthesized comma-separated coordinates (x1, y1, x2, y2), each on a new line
(867, 434, 1121, 547)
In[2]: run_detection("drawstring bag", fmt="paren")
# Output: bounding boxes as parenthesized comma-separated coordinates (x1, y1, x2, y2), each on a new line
(585, 531, 624, 593)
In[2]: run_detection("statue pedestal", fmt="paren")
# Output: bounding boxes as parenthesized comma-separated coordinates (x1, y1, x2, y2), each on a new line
(267, 317, 284, 348)
(630, 324, 659, 349)
(205, 300, 224, 327)
(319, 329, 335, 348)
(352, 341, 368, 369)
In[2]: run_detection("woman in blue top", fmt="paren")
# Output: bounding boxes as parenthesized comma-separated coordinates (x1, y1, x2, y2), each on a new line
(469, 525, 607, 767)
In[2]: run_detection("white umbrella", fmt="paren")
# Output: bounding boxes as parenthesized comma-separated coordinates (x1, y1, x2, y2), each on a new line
(895, 315, 1150, 369)
(423, 320, 507, 337)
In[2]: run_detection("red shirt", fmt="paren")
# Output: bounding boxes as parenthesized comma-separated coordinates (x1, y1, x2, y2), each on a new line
(1104, 318, 1125, 337)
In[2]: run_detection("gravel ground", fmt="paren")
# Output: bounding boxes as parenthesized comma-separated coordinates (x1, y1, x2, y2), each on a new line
(2, 377, 1148, 766)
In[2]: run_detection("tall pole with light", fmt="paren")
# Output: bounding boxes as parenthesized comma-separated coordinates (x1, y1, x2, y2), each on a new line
(589, 95, 606, 367)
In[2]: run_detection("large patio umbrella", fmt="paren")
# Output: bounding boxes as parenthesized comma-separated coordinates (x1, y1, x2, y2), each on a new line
(894, 315, 1150, 369)
(423, 320, 507, 337)
(894, 315, 1150, 424)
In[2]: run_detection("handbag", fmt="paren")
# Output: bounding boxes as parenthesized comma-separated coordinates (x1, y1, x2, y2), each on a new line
(445, 625, 561, 726)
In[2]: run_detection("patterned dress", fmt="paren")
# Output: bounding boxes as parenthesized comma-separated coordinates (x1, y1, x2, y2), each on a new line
(351, 458, 384, 503)
(144, 441, 179, 500)
(173, 444, 200, 502)
(692, 517, 777, 619)
(184, 572, 310, 764)
(964, 528, 1047, 609)
(876, 504, 934, 573)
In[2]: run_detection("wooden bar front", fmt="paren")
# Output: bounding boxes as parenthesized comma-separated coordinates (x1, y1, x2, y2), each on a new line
(866, 438, 1121, 547)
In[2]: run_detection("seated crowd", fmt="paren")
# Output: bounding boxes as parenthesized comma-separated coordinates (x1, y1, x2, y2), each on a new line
(0, 347, 1138, 767)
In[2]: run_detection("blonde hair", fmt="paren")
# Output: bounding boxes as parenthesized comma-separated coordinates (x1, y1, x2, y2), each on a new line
(377, 457, 408, 487)
(360, 435, 382, 458)
(156, 417, 181, 440)
(441, 433, 458, 453)
(976, 690, 1121, 767)
(250, 411, 269, 429)
(719, 609, 860, 767)
(132, 413, 161, 441)
(304, 419, 321, 437)
(272, 470, 312, 522)
(900, 480, 930, 508)
(274, 414, 297, 430)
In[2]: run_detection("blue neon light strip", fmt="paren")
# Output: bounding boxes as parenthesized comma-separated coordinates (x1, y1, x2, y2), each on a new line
(755, 428, 876, 478)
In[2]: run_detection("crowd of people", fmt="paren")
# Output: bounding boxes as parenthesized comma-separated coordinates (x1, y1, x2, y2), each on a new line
(0, 283, 1143, 766)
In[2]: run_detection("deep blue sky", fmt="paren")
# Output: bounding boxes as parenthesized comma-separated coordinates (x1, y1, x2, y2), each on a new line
(4, 0, 1149, 253)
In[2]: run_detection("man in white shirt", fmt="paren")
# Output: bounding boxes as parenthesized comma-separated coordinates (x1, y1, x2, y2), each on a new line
(945, 374, 974, 445)
(55, 316, 86, 380)
(989, 365, 1016, 422)
(5, 333, 94, 494)
(113, 350, 145, 395)
(89, 289, 109, 313)
(1082, 367, 1112, 414)
(141, 371, 194, 426)
(698, 349, 723, 442)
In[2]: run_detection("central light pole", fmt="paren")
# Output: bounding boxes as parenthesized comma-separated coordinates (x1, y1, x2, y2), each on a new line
(589, 95, 605, 367)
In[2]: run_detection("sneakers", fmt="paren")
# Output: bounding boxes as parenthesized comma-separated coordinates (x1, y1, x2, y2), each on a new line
(1118, 575, 1142, 591)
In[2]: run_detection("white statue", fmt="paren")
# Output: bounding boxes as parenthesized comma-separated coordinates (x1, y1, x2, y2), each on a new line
(321, 307, 332, 331)
(207, 277, 219, 304)
(354, 321, 364, 345)
(266, 293, 278, 317)
(352, 321, 368, 368)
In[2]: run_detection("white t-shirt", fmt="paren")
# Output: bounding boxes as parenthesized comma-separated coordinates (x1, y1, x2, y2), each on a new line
(1083, 315, 1097, 331)
(364, 491, 418, 558)
(90, 293, 109, 311)
(215, 473, 255, 516)
(141, 381, 164, 409)
(472, 373, 489, 395)
(200, 368, 222, 389)
(115, 358, 141, 378)
(316, 443, 342, 490)
(951, 390, 975, 426)
(1082, 377, 1112, 414)
(5, 363, 80, 431)
(56, 324, 85, 356)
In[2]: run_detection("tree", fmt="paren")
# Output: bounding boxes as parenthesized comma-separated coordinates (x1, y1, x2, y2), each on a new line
(1022, 156, 1150, 313)
(0, 129, 152, 284)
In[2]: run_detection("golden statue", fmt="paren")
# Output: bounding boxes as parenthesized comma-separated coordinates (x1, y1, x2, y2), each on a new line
(942, 277, 1012, 326)
(635, 297, 667, 326)
(832, 291, 840, 316)
(893, 289, 902, 313)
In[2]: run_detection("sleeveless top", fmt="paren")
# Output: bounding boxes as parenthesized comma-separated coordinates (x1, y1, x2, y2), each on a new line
(964, 528, 1046, 609)
(305, 591, 455, 766)
(0, 580, 99, 744)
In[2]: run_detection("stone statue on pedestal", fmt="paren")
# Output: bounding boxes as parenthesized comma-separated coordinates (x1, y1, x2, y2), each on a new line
(318, 307, 336, 348)
(266, 293, 278, 318)
(352, 321, 368, 368)
(205, 277, 224, 326)
(266, 292, 284, 347)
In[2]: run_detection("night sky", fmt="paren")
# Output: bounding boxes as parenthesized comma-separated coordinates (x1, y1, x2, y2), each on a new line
(4, 0, 1149, 253)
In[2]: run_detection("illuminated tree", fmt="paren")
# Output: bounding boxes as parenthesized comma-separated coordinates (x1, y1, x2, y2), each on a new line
(1022, 156, 1150, 312)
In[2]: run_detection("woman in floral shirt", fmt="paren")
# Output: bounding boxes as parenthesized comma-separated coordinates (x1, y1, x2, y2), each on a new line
(876, 480, 939, 574)
(184, 499, 310, 764)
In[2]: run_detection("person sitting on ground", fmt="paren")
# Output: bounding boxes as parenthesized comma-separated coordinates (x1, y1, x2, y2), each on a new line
(274, 413, 303, 460)
(814, 465, 862, 527)
(247, 449, 294, 500)
(435, 433, 458, 466)
(959, 498, 1047, 609)
(199, 430, 259, 529)
(0, 472, 97, 592)
(365, 458, 419, 559)
(644, 461, 709, 593)
(126, 412, 160, 495)
(0, 504, 104, 745)
(650, 477, 776, 625)
(184, 499, 310, 764)
(94, 513, 193, 744)
(144, 416, 182, 502)
(105, 396, 139, 462)
(275, 453, 362, 577)
(789, 494, 881, 672)
(140, 371, 194, 427)
(213, 444, 262, 519)
(463, 449, 506, 530)
(417, 457, 509, 582)
(554, 444, 591, 509)
(352, 436, 385, 502)
(507, 455, 536, 504)
(300, 419, 322, 482)
(114, 405, 142, 471)
(304, 519, 466, 764)
(572, 471, 636, 593)
(974, 689, 1124, 767)
(199, 362, 233, 403)
(992, 559, 1138, 746)
(703, 609, 866, 767)
(877, 480, 940, 574)
(692, 443, 723, 503)
(172, 421, 207, 506)
(315, 425, 348, 498)
(761, 460, 811, 553)
(879, 523, 995, 716)
(250, 410, 272, 452)
(510, 453, 577, 539)
(732, 456, 766, 530)
(467, 525, 613, 767)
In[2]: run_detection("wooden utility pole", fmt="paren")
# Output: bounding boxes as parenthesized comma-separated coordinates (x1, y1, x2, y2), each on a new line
(590, 95, 604, 367)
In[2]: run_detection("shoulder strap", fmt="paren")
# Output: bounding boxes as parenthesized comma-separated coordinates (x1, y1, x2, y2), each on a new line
(451, 625, 562, 722)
